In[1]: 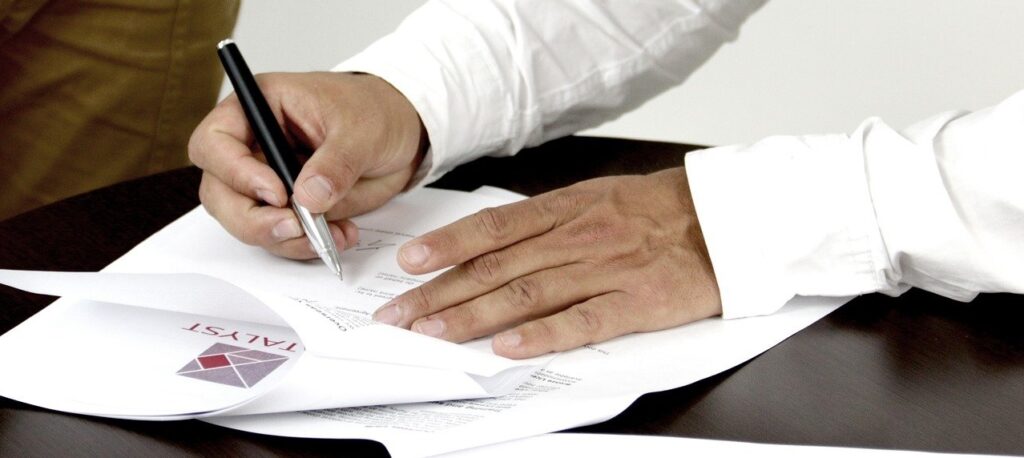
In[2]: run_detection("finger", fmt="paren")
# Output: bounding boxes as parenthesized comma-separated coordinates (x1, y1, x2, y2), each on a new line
(264, 233, 317, 259)
(323, 171, 414, 221)
(373, 232, 573, 327)
(263, 219, 354, 260)
(492, 291, 636, 359)
(200, 172, 358, 259)
(200, 172, 303, 247)
(406, 263, 608, 343)
(338, 219, 361, 249)
(189, 98, 288, 207)
(292, 139, 367, 214)
(202, 173, 354, 258)
(397, 192, 584, 274)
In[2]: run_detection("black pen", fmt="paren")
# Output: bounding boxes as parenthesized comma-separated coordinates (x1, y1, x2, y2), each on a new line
(216, 39, 344, 281)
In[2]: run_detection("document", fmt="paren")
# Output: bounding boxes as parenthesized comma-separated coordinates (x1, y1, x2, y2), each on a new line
(0, 186, 850, 457)
(205, 295, 845, 457)
(0, 188, 547, 419)
(439, 433, 997, 458)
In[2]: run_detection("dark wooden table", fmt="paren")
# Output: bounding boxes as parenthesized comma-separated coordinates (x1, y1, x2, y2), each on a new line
(1, 136, 1022, 457)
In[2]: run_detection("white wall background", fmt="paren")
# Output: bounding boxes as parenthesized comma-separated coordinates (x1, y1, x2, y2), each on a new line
(225, 0, 1024, 147)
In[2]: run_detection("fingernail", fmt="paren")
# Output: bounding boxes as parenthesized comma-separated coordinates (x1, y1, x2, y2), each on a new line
(373, 302, 403, 326)
(302, 175, 333, 205)
(496, 331, 521, 348)
(256, 188, 282, 207)
(272, 218, 303, 241)
(400, 243, 430, 267)
(413, 318, 445, 338)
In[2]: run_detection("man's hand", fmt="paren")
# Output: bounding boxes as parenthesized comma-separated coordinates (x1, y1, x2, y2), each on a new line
(189, 72, 426, 259)
(373, 167, 721, 359)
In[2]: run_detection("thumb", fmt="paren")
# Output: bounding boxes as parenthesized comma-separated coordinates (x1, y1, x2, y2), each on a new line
(292, 140, 364, 213)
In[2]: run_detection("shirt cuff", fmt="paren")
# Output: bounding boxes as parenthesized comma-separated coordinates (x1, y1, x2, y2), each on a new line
(685, 134, 890, 319)
(332, 3, 512, 188)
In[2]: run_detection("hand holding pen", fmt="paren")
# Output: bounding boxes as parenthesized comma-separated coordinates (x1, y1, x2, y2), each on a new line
(217, 39, 343, 279)
(190, 41, 718, 359)
(189, 40, 428, 270)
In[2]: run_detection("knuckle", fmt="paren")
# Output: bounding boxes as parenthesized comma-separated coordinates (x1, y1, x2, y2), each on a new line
(566, 217, 621, 246)
(333, 157, 359, 188)
(237, 222, 263, 246)
(504, 277, 541, 311)
(186, 130, 203, 165)
(542, 190, 587, 216)
(466, 252, 504, 285)
(474, 207, 511, 242)
(198, 176, 226, 221)
(525, 318, 557, 343)
(197, 178, 212, 207)
(405, 285, 434, 316)
(453, 303, 482, 329)
(568, 306, 603, 338)
(226, 168, 249, 194)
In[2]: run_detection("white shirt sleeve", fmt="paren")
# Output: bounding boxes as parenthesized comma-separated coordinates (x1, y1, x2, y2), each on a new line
(686, 90, 1024, 318)
(334, 0, 766, 185)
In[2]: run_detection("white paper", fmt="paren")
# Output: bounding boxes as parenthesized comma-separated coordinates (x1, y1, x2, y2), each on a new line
(0, 185, 850, 458)
(0, 296, 299, 419)
(205, 294, 846, 457)
(0, 188, 546, 419)
(439, 433, 997, 458)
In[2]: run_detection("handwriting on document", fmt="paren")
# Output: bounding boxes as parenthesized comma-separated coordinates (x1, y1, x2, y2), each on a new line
(351, 228, 413, 252)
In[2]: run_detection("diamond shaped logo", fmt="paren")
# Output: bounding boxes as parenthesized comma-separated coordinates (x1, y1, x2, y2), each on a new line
(177, 343, 288, 388)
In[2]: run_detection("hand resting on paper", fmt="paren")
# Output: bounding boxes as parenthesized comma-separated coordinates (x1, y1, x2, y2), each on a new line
(374, 167, 723, 359)
(188, 72, 721, 359)
(188, 72, 427, 259)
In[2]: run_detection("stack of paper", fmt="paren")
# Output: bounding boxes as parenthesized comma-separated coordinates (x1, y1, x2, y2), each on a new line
(446, 433, 997, 458)
(0, 187, 848, 457)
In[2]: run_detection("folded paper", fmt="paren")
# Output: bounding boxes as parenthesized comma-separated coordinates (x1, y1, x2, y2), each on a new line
(0, 186, 849, 456)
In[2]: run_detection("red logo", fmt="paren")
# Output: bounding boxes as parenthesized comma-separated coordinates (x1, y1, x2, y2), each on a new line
(177, 343, 287, 388)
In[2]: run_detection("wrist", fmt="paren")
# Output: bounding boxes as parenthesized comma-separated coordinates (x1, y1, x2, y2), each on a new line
(654, 166, 723, 317)
(350, 72, 429, 186)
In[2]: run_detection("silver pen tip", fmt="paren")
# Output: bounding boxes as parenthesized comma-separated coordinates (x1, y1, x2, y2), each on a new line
(332, 258, 344, 282)
(217, 38, 234, 50)
(291, 202, 344, 282)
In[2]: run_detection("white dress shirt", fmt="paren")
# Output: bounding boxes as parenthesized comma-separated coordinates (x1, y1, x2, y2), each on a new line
(336, 0, 1024, 318)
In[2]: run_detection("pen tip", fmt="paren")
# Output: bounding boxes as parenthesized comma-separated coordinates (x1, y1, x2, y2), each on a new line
(332, 260, 344, 283)
(217, 38, 234, 50)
